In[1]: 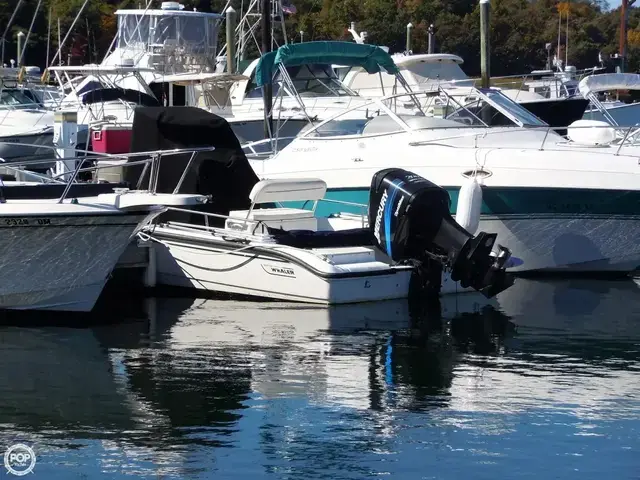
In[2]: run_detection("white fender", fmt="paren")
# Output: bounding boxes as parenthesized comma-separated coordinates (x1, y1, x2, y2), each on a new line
(456, 175, 482, 235)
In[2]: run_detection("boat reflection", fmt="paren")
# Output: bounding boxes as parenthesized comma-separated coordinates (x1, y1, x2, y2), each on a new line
(0, 278, 636, 478)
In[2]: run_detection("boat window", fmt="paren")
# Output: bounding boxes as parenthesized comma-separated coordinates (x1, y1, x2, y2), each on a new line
(306, 118, 371, 137)
(245, 79, 282, 99)
(245, 63, 354, 99)
(289, 64, 352, 97)
(18, 89, 44, 107)
(534, 85, 551, 97)
(0, 89, 36, 109)
(446, 100, 510, 127)
(117, 13, 219, 54)
(401, 60, 468, 84)
(476, 88, 548, 127)
(33, 86, 63, 105)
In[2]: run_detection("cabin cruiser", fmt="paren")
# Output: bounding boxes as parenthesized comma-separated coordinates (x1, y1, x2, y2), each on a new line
(109, 106, 516, 304)
(247, 85, 640, 274)
(0, 150, 207, 312)
(338, 52, 589, 130)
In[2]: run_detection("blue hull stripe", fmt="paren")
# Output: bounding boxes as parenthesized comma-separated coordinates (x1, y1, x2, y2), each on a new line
(279, 186, 640, 218)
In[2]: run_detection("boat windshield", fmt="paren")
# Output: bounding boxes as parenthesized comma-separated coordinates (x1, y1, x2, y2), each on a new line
(246, 63, 355, 99)
(0, 88, 39, 109)
(297, 87, 548, 140)
(446, 88, 549, 128)
(478, 88, 548, 126)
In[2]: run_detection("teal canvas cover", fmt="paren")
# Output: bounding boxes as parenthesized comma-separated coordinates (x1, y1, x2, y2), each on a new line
(254, 41, 399, 87)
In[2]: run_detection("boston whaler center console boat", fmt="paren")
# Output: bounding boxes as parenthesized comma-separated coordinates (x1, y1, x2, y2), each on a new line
(115, 107, 517, 304)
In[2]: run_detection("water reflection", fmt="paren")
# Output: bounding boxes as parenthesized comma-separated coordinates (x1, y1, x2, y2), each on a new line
(0, 279, 636, 479)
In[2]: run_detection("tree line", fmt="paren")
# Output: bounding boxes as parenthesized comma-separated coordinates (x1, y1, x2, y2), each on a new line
(0, 0, 638, 76)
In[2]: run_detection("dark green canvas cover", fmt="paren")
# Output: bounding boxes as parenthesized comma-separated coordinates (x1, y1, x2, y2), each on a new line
(254, 41, 399, 87)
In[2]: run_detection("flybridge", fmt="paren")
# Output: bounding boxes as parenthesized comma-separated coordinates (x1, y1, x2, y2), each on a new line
(112, 2, 223, 75)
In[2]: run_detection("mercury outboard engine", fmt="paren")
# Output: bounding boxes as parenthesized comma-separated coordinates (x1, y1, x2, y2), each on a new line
(369, 168, 514, 298)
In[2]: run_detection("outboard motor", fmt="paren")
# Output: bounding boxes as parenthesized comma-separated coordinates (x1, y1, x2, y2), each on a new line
(369, 168, 514, 298)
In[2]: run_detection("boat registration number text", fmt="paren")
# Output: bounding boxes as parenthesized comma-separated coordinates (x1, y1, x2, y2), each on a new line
(4, 218, 51, 226)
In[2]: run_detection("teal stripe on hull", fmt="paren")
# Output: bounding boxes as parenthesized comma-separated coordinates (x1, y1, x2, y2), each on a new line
(285, 187, 640, 218)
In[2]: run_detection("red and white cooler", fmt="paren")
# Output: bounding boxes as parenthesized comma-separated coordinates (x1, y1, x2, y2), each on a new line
(90, 123, 133, 154)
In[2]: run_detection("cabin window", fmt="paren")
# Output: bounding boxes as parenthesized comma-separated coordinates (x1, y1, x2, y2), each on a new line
(534, 86, 551, 97)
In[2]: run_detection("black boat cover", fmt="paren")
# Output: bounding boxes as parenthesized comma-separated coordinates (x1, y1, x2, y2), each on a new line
(81, 88, 161, 107)
(126, 106, 260, 226)
(267, 227, 375, 249)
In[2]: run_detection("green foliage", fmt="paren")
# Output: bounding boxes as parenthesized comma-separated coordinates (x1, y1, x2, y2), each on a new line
(283, 0, 639, 74)
(0, 0, 636, 74)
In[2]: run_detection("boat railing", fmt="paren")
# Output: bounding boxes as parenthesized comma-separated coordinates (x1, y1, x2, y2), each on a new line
(407, 123, 640, 155)
(242, 136, 300, 158)
(242, 117, 640, 158)
(0, 144, 218, 203)
(459, 72, 580, 100)
(158, 195, 370, 235)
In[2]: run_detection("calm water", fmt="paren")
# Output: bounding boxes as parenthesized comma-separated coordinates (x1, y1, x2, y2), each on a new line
(0, 278, 639, 479)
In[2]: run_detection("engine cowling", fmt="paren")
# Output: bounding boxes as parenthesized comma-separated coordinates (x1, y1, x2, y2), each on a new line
(368, 167, 514, 298)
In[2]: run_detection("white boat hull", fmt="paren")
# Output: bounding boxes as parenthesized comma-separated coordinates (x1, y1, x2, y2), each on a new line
(0, 130, 54, 165)
(154, 238, 412, 304)
(0, 211, 155, 311)
(152, 228, 475, 304)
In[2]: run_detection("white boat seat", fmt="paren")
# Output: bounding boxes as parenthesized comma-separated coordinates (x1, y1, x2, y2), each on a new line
(249, 178, 327, 204)
(226, 207, 318, 232)
(225, 178, 326, 233)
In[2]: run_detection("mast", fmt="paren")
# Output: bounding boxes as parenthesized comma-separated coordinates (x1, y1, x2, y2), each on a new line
(261, 0, 273, 138)
(619, 0, 629, 72)
(557, 9, 561, 71)
(565, 0, 569, 67)
(45, 6, 51, 67)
